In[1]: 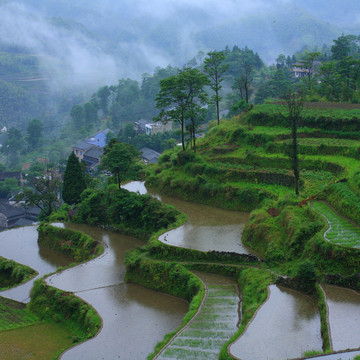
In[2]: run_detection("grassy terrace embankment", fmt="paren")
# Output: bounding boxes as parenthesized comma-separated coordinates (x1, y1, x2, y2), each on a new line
(0, 257, 37, 291)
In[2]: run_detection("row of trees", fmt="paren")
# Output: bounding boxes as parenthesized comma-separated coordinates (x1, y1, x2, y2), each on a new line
(256, 34, 360, 104)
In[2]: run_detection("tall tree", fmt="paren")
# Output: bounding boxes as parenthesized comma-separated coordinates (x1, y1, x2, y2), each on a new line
(62, 152, 87, 205)
(182, 68, 209, 152)
(100, 141, 139, 189)
(26, 118, 43, 151)
(298, 51, 321, 92)
(232, 51, 256, 103)
(16, 172, 61, 220)
(155, 67, 209, 151)
(331, 34, 351, 61)
(282, 91, 304, 196)
(204, 50, 229, 125)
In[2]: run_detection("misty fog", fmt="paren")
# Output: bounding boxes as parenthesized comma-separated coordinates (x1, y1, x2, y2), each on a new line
(1, 0, 360, 91)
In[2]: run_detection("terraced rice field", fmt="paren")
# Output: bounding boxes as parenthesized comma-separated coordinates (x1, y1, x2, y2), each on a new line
(0, 297, 40, 331)
(157, 283, 239, 359)
(312, 202, 360, 248)
(281, 138, 360, 147)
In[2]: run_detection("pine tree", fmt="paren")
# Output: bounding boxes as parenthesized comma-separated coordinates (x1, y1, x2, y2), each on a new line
(62, 152, 86, 205)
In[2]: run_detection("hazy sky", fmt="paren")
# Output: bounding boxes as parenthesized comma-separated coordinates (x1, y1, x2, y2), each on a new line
(1, 0, 359, 91)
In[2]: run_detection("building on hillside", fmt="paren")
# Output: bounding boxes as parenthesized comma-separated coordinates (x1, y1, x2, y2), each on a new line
(292, 61, 322, 78)
(72, 142, 96, 162)
(140, 147, 161, 164)
(134, 119, 149, 134)
(85, 129, 111, 148)
(72, 129, 111, 170)
(134, 120, 172, 135)
(82, 147, 104, 171)
(0, 199, 40, 229)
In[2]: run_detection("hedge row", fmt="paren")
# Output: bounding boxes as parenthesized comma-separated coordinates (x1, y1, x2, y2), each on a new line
(324, 182, 360, 225)
(305, 233, 360, 275)
(0, 257, 37, 290)
(37, 223, 103, 262)
(324, 273, 360, 292)
(146, 175, 272, 212)
(247, 110, 360, 131)
(148, 240, 260, 265)
(277, 130, 360, 141)
(184, 160, 302, 188)
(29, 279, 101, 340)
(216, 156, 344, 174)
(268, 142, 360, 159)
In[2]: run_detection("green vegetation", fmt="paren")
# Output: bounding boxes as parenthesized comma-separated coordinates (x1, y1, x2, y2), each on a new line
(29, 279, 101, 342)
(312, 201, 360, 248)
(0, 257, 37, 290)
(62, 152, 86, 205)
(37, 224, 103, 262)
(72, 185, 180, 240)
(0, 297, 40, 331)
(0, 323, 74, 360)
(219, 268, 274, 360)
(159, 285, 238, 360)
(314, 285, 331, 352)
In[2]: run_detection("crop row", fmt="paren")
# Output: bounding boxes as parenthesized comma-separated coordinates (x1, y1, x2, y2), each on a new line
(312, 201, 360, 248)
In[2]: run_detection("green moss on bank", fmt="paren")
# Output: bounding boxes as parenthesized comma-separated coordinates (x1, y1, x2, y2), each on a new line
(0, 257, 37, 290)
(37, 223, 103, 262)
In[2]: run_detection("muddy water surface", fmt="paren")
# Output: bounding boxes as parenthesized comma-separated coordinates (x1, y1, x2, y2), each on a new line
(322, 284, 360, 352)
(47, 223, 188, 360)
(0, 226, 72, 302)
(230, 285, 322, 360)
(123, 181, 252, 254)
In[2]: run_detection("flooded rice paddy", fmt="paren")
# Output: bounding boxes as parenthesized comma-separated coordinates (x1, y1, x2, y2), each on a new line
(123, 181, 251, 254)
(0, 182, 359, 358)
(230, 285, 323, 360)
(322, 284, 360, 352)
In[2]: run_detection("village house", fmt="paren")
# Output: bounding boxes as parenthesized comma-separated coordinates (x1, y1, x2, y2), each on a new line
(140, 147, 161, 164)
(292, 60, 322, 78)
(134, 119, 172, 135)
(72, 129, 111, 170)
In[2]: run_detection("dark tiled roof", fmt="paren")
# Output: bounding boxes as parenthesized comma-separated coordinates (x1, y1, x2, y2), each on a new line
(12, 218, 34, 227)
(84, 147, 103, 159)
(140, 147, 161, 163)
(0, 200, 25, 219)
(73, 142, 94, 151)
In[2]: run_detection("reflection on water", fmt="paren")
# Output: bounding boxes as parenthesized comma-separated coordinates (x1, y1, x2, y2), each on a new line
(60, 283, 188, 360)
(0, 226, 72, 302)
(230, 285, 322, 360)
(48, 223, 189, 360)
(307, 350, 360, 360)
(48, 223, 144, 292)
(322, 284, 360, 351)
(124, 181, 252, 254)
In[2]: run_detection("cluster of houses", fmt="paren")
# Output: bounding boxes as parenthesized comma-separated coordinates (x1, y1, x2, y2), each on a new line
(72, 125, 163, 171)
(0, 172, 40, 230)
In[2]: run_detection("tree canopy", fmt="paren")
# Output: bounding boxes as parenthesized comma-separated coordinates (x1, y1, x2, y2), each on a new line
(100, 141, 139, 189)
(62, 152, 87, 205)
